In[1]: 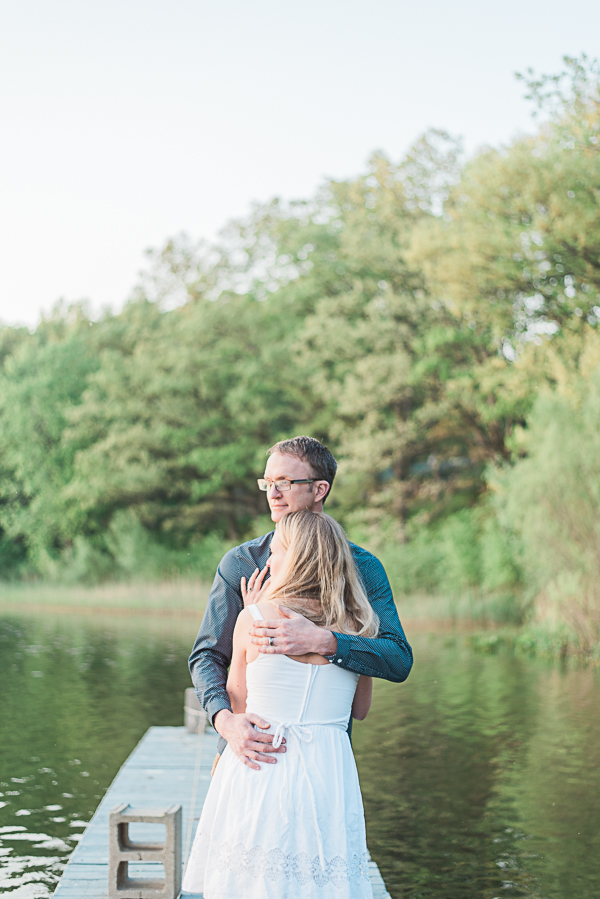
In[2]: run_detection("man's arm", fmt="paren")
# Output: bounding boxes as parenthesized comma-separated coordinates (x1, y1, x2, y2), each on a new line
(188, 548, 241, 726)
(250, 547, 413, 682)
(326, 547, 413, 681)
(189, 541, 286, 768)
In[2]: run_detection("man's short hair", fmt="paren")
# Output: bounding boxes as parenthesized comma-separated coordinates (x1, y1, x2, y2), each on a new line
(267, 436, 337, 501)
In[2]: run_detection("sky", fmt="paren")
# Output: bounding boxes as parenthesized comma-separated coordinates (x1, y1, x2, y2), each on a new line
(1, 0, 600, 327)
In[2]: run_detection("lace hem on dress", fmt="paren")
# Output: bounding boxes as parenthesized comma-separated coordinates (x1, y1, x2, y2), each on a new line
(186, 833, 371, 890)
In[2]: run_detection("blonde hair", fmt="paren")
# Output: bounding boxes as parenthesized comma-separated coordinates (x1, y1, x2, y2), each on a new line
(267, 511, 379, 638)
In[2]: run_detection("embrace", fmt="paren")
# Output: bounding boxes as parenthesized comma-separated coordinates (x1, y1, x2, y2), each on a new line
(182, 436, 413, 898)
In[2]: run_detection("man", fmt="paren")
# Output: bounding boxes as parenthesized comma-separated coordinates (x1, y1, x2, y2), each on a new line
(189, 435, 413, 770)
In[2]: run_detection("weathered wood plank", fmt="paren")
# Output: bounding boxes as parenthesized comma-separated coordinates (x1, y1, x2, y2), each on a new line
(53, 726, 391, 898)
(369, 859, 392, 898)
(53, 726, 216, 898)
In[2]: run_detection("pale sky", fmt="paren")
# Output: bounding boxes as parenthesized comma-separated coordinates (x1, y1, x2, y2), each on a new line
(1, 0, 599, 327)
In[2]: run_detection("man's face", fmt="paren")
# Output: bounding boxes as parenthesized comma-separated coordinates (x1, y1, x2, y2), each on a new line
(263, 452, 323, 523)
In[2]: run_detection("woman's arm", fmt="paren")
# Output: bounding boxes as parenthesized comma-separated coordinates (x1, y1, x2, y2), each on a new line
(351, 675, 373, 720)
(226, 609, 252, 714)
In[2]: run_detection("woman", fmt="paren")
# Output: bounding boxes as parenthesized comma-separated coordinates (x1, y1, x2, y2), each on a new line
(182, 510, 378, 898)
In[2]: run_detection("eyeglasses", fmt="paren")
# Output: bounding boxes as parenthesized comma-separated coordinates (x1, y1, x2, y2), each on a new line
(257, 478, 315, 492)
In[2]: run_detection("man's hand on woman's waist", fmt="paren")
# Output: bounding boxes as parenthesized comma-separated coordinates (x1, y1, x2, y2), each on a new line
(213, 709, 287, 771)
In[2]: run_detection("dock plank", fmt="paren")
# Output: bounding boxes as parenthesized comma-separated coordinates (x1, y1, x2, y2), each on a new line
(53, 726, 391, 898)
(53, 726, 216, 898)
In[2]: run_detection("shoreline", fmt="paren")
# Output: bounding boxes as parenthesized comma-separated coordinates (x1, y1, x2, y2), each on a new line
(0, 594, 505, 635)
(0, 581, 593, 660)
(0, 601, 206, 619)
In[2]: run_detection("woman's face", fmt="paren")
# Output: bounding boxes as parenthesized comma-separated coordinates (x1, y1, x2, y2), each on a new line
(267, 530, 287, 579)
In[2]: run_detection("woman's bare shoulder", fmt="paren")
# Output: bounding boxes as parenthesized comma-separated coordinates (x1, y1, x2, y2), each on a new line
(233, 606, 257, 637)
(234, 603, 282, 631)
(243, 601, 286, 620)
(235, 606, 253, 623)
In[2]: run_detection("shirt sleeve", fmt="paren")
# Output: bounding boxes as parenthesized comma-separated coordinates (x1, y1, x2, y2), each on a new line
(325, 549, 413, 682)
(188, 547, 244, 725)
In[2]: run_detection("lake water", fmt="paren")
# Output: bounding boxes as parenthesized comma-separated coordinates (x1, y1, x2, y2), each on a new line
(0, 611, 599, 898)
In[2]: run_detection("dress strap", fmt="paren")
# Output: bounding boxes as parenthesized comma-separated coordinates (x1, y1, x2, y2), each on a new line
(247, 604, 264, 621)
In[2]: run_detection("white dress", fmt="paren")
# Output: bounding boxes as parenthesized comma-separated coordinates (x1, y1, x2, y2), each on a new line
(182, 605, 374, 899)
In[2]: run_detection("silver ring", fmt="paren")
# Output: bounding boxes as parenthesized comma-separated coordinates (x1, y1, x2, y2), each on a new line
(269, 636, 274, 646)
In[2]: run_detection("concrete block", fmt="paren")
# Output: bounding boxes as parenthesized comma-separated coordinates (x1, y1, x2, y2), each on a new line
(108, 803, 182, 899)
(184, 688, 207, 734)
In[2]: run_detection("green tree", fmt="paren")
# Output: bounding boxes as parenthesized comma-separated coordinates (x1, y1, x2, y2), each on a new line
(293, 137, 511, 536)
(0, 305, 100, 573)
(492, 329, 600, 650)
(63, 290, 314, 546)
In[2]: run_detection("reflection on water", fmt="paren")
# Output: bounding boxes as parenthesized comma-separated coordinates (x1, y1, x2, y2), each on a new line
(354, 633, 600, 898)
(0, 613, 196, 897)
(1, 616, 599, 898)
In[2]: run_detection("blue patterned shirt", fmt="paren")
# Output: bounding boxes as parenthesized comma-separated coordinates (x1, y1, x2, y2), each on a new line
(189, 531, 413, 732)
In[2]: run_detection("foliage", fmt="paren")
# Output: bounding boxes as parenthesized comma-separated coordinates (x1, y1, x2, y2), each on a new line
(0, 55, 599, 655)
(0, 305, 101, 574)
(491, 329, 600, 651)
(299, 142, 495, 533)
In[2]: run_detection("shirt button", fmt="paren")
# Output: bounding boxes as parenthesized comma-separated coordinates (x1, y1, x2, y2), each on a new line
(337, 659, 342, 664)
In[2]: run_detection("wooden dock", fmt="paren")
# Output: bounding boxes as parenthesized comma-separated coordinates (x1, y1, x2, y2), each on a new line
(53, 725, 391, 898)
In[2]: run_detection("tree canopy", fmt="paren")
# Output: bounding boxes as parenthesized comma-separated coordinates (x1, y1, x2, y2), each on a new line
(2, 56, 600, 648)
